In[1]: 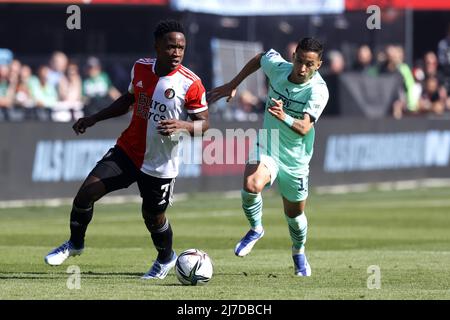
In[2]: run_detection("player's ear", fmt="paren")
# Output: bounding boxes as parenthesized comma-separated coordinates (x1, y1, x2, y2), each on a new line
(316, 59, 322, 70)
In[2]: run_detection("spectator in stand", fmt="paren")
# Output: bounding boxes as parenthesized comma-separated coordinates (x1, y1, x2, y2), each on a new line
(14, 64, 34, 108)
(374, 48, 387, 67)
(51, 62, 84, 122)
(437, 23, 450, 91)
(419, 51, 446, 84)
(0, 48, 13, 66)
(424, 51, 441, 78)
(29, 65, 58, 109)
(326, 50, 345, 75)
(377, 45, 417, 119)
(48, 51, 69, 90)
(82, 56, 120, 116)
(320, 49, 344, 116)
(413, 51, 449, 112)
(417, 76, 448, 116)
(59, 62, 83, 108)
(0, 63, 16, 109)
(352, 45, 376, 75)
(9, 59, 21, 87)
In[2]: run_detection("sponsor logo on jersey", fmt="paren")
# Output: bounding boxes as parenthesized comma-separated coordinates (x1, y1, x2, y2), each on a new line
(136, 92, 167, 122)
(165, 88, 175, 99)
(136, 80, 143, 88)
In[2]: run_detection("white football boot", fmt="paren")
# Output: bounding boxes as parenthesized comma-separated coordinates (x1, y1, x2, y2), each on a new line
(234, 228, 265, 257)
(44, 241, 84, 266)
(142, 251, 177, 280)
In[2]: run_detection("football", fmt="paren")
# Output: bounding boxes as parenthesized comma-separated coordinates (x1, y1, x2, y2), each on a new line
(175, 248, 213, 286)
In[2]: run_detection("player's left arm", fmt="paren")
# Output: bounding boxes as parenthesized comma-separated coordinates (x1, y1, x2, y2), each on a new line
(292, 112, 314, 136)
(268, 98, 314, 136)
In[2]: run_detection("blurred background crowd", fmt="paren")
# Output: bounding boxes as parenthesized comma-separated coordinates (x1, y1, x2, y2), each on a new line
(1, 0, 450, 122)
(0, 49, 120, 121)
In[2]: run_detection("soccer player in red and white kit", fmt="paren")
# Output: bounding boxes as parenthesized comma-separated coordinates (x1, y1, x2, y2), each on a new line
(44, 20, 209, 279)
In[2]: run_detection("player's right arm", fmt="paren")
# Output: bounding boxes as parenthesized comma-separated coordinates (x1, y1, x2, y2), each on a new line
(207, 53, 264, 104)
(72, 92, 135, 135)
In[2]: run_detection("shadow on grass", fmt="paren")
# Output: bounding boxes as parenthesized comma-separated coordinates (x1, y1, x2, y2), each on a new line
(0, 271, 143, 280)
(0, 271, 255, 281)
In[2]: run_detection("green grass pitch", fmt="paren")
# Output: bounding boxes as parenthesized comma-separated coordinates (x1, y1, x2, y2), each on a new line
(0, 187, 449, 300)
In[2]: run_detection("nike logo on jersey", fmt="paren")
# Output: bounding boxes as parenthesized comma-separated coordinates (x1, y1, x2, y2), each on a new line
(136, 80, 143, 88)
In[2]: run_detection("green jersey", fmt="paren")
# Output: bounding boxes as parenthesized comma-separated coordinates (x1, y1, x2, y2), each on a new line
(259, 49, 329, 174)
(0, 81, 8, 97)
(83, 72, 112, 98)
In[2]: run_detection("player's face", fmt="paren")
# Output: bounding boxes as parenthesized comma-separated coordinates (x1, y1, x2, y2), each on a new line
(290, 50, 322, 84)
(155, 32, 186, 71)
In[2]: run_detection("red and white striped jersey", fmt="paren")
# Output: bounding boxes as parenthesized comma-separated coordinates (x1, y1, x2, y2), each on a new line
(116, 58, 207, 178)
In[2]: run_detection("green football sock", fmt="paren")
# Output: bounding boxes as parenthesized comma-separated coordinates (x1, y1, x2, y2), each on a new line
(241, 189, 263, 229)
(285, 212, 308, 254)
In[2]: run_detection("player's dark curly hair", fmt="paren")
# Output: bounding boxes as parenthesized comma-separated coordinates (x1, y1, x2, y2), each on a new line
(296, 38, 324, 59)
(154, 20, 185, 41)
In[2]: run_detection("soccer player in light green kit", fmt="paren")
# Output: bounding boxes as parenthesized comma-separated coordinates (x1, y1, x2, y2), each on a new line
(208, 38, 328, 276)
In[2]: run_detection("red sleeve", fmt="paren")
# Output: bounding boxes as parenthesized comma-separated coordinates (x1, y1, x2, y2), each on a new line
(184, 80, 208, 113)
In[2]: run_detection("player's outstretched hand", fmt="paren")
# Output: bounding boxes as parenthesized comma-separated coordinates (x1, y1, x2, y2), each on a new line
(157, 119, 187, 136)
(207, 83, 237, 104)
(267, 98, 286, 121)
(72, 116, 97, 135)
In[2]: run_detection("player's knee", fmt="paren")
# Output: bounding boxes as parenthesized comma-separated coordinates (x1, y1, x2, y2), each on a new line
(243, 176, 265, 194)
(74, 189, 95, 208)
(283, 198, 306, 218)
(285, 209, 302, 218)
(74, 194, 93, 208)
(142, 209, 166, 231)
(74, 182, 106, 208)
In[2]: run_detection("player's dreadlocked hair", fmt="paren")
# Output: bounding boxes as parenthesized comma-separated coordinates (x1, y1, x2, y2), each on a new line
(154, 20, 185, 41)
(296, 38, 324, 59)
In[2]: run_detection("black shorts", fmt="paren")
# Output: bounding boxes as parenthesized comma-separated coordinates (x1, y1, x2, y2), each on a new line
(89, 145, 175, 213)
